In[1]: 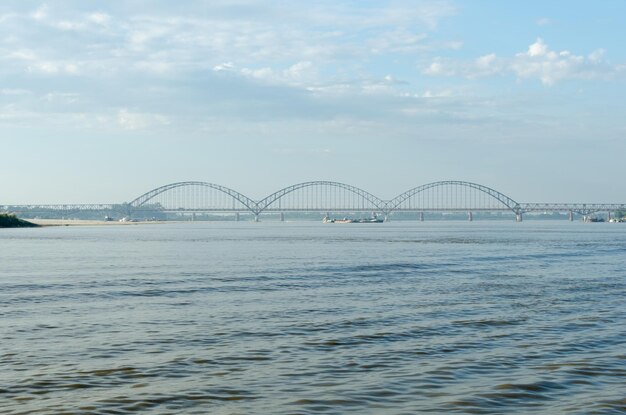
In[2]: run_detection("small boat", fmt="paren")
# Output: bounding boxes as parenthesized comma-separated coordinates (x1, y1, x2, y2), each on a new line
(323, 216, 351, 223)
(353, 215, 384, 223)
(323, 214, 383, 223)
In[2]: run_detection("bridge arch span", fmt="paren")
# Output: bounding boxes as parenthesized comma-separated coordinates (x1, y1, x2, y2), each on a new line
(257, 181, 386, 213)
(388, 181, 521, 213)
(129, 181, 258, 213)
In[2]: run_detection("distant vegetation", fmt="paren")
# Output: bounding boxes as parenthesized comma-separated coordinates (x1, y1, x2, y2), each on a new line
(615, 210, 626, 219)
(0, 213, 39, 228)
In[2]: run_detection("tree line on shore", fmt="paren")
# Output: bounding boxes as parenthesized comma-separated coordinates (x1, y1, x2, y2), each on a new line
(0, 213, 39, 228)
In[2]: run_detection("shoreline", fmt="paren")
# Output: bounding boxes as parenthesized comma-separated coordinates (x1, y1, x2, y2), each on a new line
(28, 219, 167, 227)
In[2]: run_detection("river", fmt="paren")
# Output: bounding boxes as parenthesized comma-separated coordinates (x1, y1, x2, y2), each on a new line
(1, 221, 625, 414)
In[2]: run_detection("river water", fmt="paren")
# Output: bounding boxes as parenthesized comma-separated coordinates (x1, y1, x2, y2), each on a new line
(1, 221, 625, 414)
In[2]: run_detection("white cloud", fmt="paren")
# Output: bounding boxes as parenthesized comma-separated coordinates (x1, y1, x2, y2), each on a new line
(1, 1, 562, 136)
(240, 61, 317, 86)
(283, 61, 316, 83)
(536, 17, 552, 26)
(35, 9, 111, 32)
(132, 60, 174, 74)
(31, 61, 59, 73)
(527, 38, 549, 57)
(370, 29, 428, 54)
(0, 88, 31, 96)
(420, 89, 454, 98)
(42, 92, 80, 103)
(588, 49, 605, 62)
(27, 61, 81, 75)
(7, 49, 37, 61)
(88, 12, 110, 25)
(513, 38, 610, 85)
(476, 53, 496, 67)
(55, 20, 84, 31)
(0, 2, 460, 85)
(370, 29, 462, 54)
(117, 109, 170, 130)
(423, 38, 620, 85)
(213, 62, 234, 72)
(31, 4, 48, 21)
(424, 60, 451, 76)
(5, 48, 82, 75)
(241, 66, 274, 81)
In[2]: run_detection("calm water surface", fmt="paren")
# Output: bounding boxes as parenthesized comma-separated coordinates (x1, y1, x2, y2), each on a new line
(1, 221, 625, 414)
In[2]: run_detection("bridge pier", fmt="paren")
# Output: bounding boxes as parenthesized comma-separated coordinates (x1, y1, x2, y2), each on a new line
(383, 213, 389, 222)
(280, 212, 285, 222)
(419, 212, 424, 222)
(254, 214, 259, 222)
(568, 210, 574, 221)
(235, 212, 240, 222)
(467, 211, 473, 222)
(608, 211, 612, 221)
(192, 213, 196, 222)
(516, 212, 523, 222)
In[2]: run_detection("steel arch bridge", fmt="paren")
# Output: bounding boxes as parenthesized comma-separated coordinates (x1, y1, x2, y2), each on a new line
(388, 180, 521, 211)
(120, 180, 625, 222)
(256, 181, 387, 214)
(129, 181, 258, 213)
(4, 180, 625, 221)
(126, 180, 522, 217)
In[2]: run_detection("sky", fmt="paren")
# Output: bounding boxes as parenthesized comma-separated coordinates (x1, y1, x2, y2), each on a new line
(1, 0, 625, 204)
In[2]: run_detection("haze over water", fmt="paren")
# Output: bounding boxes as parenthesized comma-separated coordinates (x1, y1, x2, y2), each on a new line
(1, 221, 625, 414)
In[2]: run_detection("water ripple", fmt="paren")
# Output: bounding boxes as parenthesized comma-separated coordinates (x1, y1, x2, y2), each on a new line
(1, 222, 625, 414)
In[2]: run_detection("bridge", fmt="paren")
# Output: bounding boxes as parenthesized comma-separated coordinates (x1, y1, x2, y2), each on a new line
(3, 181, 625, 222)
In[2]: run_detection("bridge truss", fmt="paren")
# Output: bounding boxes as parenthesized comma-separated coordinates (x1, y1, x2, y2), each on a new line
(3, 181, 625, 221)
(519, 203, 626, 216)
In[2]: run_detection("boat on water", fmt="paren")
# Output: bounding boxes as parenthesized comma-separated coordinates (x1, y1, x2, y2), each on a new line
(323, 218, 352, 223)
(323, 214, 383, 223)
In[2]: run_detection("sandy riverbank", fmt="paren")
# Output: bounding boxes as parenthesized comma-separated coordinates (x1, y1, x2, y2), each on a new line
(29, 219, 167, 227)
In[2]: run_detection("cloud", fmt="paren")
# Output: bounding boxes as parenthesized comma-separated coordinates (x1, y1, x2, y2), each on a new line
(536, 17, 551, 26)
(238, 61, 318, 86)
(424, 60, 451, 76)
(27, 61, 81, 75)
(423, 38, 621, 85)
(369, 29, 429, 54)
(117, 109, 170, 130)
(526, 38, 548, 57)
(513, 39, 612, 85)
(5, 48, 82, 75)
(31, 4, 48, 21)
(55, 20, 85, 31)
(420, 89, 454, 98)
(0, 2, 459, 81)
(212, 62, 234, 72)
(42, 92, 80, 103)
(0, 1, 552, 136)
(370, 29, 461, 54)
(88, 12, 110, 25)
(0, 88, 31, 96)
